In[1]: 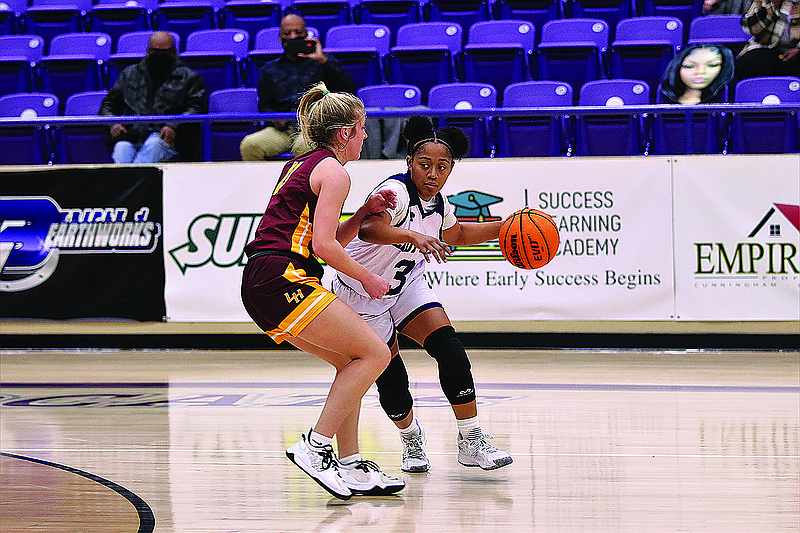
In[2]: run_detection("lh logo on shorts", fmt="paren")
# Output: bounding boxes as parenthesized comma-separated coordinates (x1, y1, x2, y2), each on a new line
(285, 289, 304, 304)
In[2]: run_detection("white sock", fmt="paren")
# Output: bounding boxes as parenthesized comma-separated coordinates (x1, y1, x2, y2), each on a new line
(308, 430, 333, 449)
(456, 416, 481, 440)
(339, 453, 361, 465)
(399, 418, 421, 439)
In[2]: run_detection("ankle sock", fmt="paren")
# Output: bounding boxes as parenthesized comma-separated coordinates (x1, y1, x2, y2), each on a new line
(308, 430, 333, 449)
(399, 418, 421, 439)
(456, 416, 482, 440)
(339, 453, 361, 465)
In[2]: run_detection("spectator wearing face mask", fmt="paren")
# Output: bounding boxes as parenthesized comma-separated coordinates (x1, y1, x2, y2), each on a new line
(99, 31, 208, 163)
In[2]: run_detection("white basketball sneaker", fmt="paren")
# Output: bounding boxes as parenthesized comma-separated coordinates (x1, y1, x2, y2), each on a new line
(286, 431, 352, 500)
(338, 459, 405, 496)
(457, 430, 513, 470)
(400, 420, 431, 473)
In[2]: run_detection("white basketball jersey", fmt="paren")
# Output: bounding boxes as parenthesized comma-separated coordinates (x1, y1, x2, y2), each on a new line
(338, 172, 456, 297)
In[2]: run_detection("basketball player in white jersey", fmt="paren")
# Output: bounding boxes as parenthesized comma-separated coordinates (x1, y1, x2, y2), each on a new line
(332, 116, 513, 472)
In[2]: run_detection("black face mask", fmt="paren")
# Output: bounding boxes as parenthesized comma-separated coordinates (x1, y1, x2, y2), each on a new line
(146, 52, 175, 77)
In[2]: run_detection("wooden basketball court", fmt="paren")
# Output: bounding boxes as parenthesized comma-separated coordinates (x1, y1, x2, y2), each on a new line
(1, 347, 798, 532)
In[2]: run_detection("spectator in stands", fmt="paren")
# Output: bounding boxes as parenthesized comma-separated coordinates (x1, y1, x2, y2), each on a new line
(100, 31, 207, 164)
(736, 0, 800, 81)
(660, 43, 735, 104)
(702, 0, 750, 15)
(239, 14, 356, 161)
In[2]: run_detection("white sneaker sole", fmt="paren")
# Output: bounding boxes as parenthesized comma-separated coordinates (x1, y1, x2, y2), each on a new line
(401, 462, 430, 473)
(286, 448, 352, 500)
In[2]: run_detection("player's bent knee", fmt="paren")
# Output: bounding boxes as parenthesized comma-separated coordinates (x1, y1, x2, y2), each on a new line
(423, 325, 476, 405)
(376, 355, 413, 421)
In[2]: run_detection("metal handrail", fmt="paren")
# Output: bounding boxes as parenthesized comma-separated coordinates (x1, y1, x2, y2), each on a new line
(2, 103, 798, 161)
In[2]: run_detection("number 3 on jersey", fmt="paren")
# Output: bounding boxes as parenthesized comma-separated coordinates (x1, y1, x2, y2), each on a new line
(387, 259, 415, 296)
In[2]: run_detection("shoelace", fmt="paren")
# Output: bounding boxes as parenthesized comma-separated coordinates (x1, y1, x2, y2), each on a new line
(349, 459, 381, 473)
(468, 433, 500, 454)
(308, 438, 336, 470)
(403, 434, 427, 460)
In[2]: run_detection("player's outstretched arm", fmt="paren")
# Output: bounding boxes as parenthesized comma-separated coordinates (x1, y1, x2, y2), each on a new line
(442, 220, 504, 247)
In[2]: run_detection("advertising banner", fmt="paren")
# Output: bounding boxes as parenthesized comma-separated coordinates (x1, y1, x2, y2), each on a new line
(164, 157, 675, 322)
(673, 155, 800, 320)
(163, 162, 284, 322)
(0, 167, 166, 320)
(337, 157, 676, 321)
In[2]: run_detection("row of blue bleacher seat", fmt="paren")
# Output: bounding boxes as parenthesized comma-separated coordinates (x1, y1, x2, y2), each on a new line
(1, 76, 798, 164)
(0, 0, 710, 47)
(0, 16, 750, 109)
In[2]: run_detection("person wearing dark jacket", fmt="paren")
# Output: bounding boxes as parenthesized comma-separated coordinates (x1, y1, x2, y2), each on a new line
(239, 14, 356, 161)
(660, 43, 735, 104)
(100, 31, 207, 163)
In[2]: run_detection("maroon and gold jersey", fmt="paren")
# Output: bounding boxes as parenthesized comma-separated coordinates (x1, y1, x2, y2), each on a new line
(245, 147, 336, 263)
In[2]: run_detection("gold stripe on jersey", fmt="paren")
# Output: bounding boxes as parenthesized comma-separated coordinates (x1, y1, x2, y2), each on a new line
(273, 160, 303, 195)
(264, 262, 337, 343)
(290, 203, 313, 256)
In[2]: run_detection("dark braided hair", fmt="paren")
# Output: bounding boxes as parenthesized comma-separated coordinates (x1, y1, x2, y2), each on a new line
(401, 115, 469, 160)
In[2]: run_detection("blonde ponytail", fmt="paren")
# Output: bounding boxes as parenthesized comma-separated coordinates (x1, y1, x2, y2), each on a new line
(296, 82, 365, 149)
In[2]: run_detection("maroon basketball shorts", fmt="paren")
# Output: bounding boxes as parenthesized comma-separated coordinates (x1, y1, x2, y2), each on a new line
(241, 253, 337, 344)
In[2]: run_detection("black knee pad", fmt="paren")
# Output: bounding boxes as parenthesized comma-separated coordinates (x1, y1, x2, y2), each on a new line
(423, 325, 476, 405)
(375, 354, 413, 421)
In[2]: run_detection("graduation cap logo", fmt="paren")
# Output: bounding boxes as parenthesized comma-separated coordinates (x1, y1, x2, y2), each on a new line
(447, 190, 503, 222)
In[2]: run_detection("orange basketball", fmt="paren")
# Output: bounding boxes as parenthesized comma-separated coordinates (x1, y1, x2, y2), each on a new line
(499, 208, 560, 269)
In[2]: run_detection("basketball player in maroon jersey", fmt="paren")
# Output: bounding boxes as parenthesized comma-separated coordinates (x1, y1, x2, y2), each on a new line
(241, 82, 404, 499)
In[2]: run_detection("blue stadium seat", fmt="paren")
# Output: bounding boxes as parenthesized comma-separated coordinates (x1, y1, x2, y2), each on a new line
(0, 92, 59, 164)
(610, 16, 682, 100)
(285, 0, 352, 46)
(730, 76, 800, 154)
(207, 86, 260, 161)
(642, 0, 702, 40)
(181, 28, 249, 91)
(496, 80, 573, 157)
(687, 14, 750, 56)
(0, 34, 45, 97)
(463, 20, 536, 93)
(0, 0, 28, 34)
(423, 0, 491, 34)
(218, 0, 281, 48)
(651, 82, 724, 155)
(57, 90, 113, 164)
(324, 23, 390, 88)
(567, 0, 633, 39)
(576, 78, 650, 155)
(19, 0, 93, 51)
(427, 81, 497, 157)
(357, 83, 422, 107)
(37, 32, 111, 111)
(353, 0, 421, 44)
(536, 18, 609, 101)
(87, 0, 152, 46)
(492, 0, 562, 43)
(387, 21, 463, 101)
(154, 0, 219, 50)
